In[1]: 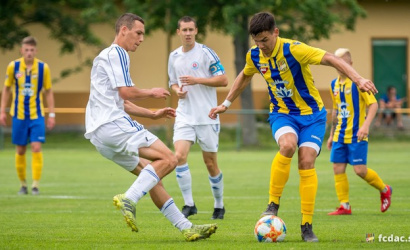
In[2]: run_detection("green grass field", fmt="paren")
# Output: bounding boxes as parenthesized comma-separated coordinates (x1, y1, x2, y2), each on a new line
(0, 133, 409, 249)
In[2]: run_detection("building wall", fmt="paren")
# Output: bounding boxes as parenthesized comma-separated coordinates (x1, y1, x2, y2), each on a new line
(1, 0, 409, 127)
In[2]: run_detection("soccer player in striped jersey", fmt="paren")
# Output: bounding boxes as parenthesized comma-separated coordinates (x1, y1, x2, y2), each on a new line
(0, 36, 55, 195)
(209, 12, 377, 242)
(168, 16, 228, 220)
(327, 48, 392, 215)
(84, 13, 216, 241)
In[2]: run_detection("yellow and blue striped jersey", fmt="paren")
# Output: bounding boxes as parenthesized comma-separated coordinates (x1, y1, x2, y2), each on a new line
(244, 37, 326, 115)
(330, 77, 377, 143)
(4, 57, 51, 120)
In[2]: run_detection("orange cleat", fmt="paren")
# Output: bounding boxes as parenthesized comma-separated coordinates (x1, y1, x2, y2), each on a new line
(328, 205, 352, 215)
(381, 185, 392, 213)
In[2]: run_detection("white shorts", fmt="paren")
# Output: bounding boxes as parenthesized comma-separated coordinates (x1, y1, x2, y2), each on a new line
(173, 122, 220, 152)
(89, 116, 158, 171)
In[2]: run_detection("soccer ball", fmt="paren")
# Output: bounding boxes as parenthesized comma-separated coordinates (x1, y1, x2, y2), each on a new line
(254, 215, 286, 242)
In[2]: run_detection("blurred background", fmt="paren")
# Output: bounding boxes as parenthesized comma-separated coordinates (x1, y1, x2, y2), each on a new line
(1, 0, 409, 149)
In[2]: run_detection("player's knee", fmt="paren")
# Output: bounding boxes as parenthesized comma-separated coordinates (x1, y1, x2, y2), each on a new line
(279, 141, 297, 156)
(165, 154, 178, 171)
(354, 168, 367, 178)
(175, 151, 187, 164)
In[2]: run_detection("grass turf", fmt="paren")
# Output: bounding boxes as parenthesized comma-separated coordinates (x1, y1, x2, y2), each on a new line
(0, 133, 409, 249)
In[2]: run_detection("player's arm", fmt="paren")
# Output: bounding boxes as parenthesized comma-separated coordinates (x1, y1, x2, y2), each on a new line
(209, 70, 253, 119)
(0, 85, 11, 126)
(44, 88, 56, 130)
(124, 100, 176, 120)
(357, 101, 378, 141)
(320, 52, 378, 95)
(179, 74, 228, 87)
(118, 86, 171, 101)
(327, 108, 338, 150)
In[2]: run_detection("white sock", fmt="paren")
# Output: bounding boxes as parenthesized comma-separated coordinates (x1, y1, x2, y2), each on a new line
(209, 172, 224, 208)
(175, 164, 194, 206)
(341, 202, 350, 209)
(161, 198, 192, 231)
(125, 164, 159, 203)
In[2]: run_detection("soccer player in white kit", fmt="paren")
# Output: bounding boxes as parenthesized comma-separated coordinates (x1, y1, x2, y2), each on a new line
(84, 13, 217, 241)
(168, 16, 228, 219)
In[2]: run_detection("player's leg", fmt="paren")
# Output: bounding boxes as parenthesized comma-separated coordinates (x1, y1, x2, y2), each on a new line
(328, 142, 351, 215)
(135, 159, 217, 240)
(350, 142, 392, 212)
(197, 124, 224, 219)
(29, 117, 46, 195)
(173, 123, 197, 217)
(12, 117, 29, 194)
(263, 114, 298, 216)
(297, 109, 326, 242)
(395, 112, 404, 129)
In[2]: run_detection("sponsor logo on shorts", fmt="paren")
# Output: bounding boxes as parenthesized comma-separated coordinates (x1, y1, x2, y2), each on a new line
(311, 135, 321, 142)
(353, 158, 363, 162)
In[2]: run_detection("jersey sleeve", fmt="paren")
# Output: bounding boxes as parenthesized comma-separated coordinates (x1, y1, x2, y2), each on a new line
(42, 63, 52, 90)
(359, 88, 377, 105)
(4, 62, 15, 87)
(243, 49, 260, 76)
(202, 46, 225, 76)
(290, 41, 326, 65)
(168, 52, 178, 87)
(107, 46, 134, 88)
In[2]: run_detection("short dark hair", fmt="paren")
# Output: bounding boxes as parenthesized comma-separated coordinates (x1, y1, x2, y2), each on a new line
(177, 16, 197, 29)
(21, 36, 37, 46)
(115, 13, 144, 34)
(249, 12, 276, 36)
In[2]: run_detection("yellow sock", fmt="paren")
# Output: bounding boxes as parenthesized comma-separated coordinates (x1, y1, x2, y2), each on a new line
(334, 173, 349, 203)
(15, 153, 27, 182)
(363, 168, 386, 191)
(269, 152, 292, 204)
(299, 168, 317, 225)
(32, 152, 43, 183)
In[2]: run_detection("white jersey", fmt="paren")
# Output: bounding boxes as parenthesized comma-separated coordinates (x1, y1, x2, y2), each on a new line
(85, 44, 142, 138)
(168, 42, 225, 125)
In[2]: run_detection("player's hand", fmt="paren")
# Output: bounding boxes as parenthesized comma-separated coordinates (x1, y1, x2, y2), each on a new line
(47, 117, 55, 130)
(176, 85, 187, 99)
(151, 88, 171, 99)
(357, 125, 369, 141)
(356, 78, 378, 95)
(0, 112, 7, 126)
(209, 105, 228, 120)
(152, 107, 176, 120)
(326, 136, 333, 150)
(179, 75, 197, 86)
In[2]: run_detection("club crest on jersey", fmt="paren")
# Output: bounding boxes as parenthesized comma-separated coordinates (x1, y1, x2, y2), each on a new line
(277, 59, 288, 71)
(259, 63, 269, 74)
(192, 61, 199, 70)
(15, 71, 23, 78)
(333, 88, 340, 96)
(345, 87, 351, 94)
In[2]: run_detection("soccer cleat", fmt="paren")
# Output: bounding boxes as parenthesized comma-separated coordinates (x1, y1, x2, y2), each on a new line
(18, 186, 28, 195)
(301, 222, 319, 242)
(31, 187, 40, 195)
(328, 205, 352, 215)
(261, 202, 279, 217)
(211, 207, 225, 219)
(181, 204, 197, 218)
(113, 194, 138, 232)
(380, 185, 392, 212)
(182, 224, 218, 241)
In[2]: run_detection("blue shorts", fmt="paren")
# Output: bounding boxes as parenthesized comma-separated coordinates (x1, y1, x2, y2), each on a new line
(330, 141, 368, 165)
(12, 117, 46, 145)
(268, 108, 327, 155)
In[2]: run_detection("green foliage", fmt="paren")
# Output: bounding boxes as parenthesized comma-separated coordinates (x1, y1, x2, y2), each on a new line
(0, 0, 119, 53)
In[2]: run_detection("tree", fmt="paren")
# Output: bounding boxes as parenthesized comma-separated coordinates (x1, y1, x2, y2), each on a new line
(0, 0, 119, 80)
(124, 0, 366, 146)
